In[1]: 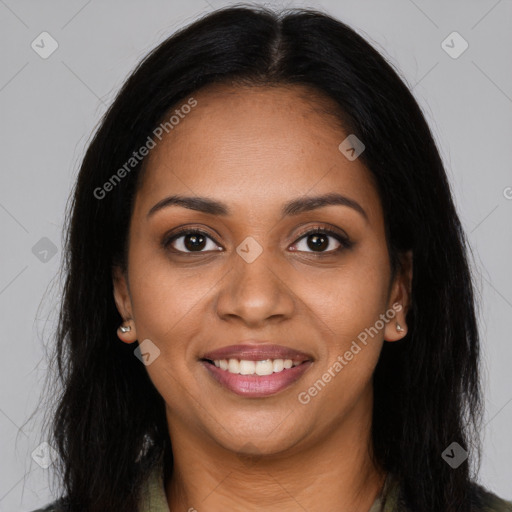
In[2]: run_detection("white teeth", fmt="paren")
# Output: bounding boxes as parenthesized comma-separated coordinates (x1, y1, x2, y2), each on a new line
(273, 359, 284, 373)
(212, 358, 303, 375)
(228, 358, 240, 374)
(239, 360, 255, 375)
(256, 360, 274, 376)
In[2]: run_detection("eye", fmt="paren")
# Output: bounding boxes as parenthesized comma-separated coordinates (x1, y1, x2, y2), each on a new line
(163, 225, 352, 255)
(164, 228, 222, 253)
(290, 226, 352, 254)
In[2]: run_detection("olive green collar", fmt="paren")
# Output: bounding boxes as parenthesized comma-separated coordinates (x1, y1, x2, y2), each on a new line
(138, 463, 397, 512)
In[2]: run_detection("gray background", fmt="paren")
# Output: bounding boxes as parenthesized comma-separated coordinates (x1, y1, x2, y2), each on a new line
(0, 0, 511, 510)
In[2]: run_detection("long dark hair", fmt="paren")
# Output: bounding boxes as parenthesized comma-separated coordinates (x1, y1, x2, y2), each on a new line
(38, 4, 483, 511)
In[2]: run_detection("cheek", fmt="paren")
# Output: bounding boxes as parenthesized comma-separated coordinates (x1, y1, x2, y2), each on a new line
(297, 240, 390, 398)
(127, 243, 218, 354)
(126, 253, 211, 408)
(128, 220, 213, 307)
(301, 273, 387, 418)
(304, 246, 390, 338)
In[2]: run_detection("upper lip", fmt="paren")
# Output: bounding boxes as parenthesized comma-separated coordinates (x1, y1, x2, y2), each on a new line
(201, 342, 313, 363)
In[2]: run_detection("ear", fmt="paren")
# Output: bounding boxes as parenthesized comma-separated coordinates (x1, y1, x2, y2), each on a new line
(384, 250, 413, 342)
(112, 265, 138, 344)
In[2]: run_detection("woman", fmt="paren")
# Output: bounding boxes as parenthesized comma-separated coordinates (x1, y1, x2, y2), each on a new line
(33, 5, 512, 512)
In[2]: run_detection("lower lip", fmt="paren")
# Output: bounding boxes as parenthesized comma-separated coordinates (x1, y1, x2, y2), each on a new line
(201, 360, 313, 397)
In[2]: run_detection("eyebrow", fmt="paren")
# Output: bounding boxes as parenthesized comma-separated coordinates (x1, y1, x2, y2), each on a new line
(147, 192, 368, 221)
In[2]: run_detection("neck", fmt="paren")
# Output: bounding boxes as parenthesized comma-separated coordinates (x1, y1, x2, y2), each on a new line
(165, 386, 386, 511)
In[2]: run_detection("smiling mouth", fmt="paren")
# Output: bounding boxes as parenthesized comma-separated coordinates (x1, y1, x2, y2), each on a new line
(201, 357, 306, 376)
(200, 358, 313, 397)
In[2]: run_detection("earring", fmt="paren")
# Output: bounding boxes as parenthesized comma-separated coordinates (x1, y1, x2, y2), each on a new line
(396, 322, 404, 332)
(119, 324, 131, 333)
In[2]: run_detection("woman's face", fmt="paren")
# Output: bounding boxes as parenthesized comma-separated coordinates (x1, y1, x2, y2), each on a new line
(113, 84, 410, 457)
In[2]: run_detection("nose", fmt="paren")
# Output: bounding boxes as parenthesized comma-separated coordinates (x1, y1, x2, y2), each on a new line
(215, 247, 296, 328)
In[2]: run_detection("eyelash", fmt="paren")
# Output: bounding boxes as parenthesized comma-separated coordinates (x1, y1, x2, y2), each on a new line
(163, 224, 352, 256)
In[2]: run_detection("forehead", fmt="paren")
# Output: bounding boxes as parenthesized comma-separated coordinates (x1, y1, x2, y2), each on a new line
(135, 84, 381, 221)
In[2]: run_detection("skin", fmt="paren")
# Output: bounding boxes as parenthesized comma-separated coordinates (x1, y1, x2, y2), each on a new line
(113, 83, 412, 512)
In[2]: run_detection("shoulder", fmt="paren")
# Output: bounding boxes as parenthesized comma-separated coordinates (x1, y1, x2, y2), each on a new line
(469, 482, 512, 512)
(383, 474, 512, 512)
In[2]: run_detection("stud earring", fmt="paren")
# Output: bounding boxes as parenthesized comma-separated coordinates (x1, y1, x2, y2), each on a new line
(119, 324, 131, 333)
(396, 322, 404, 332)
